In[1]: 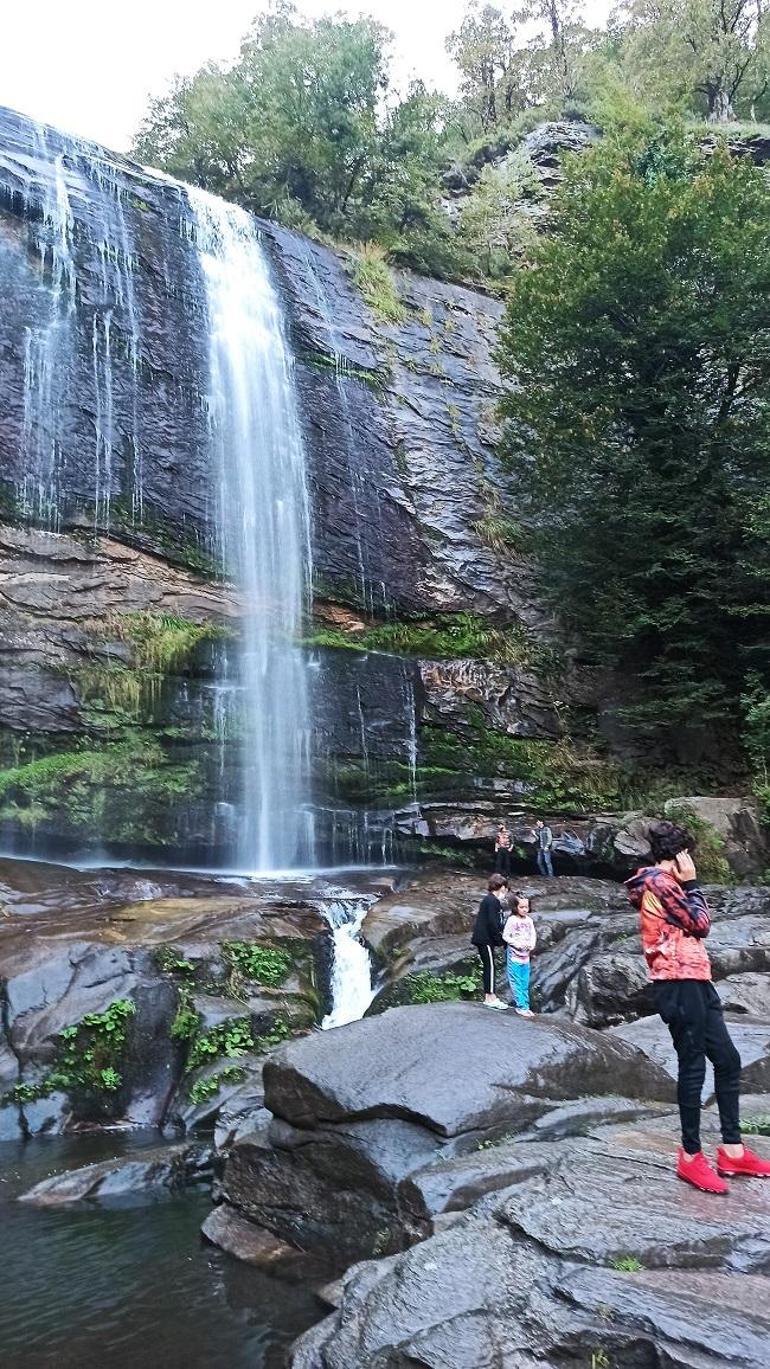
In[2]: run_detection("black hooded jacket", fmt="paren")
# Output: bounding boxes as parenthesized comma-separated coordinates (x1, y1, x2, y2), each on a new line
(471, 893, 504, 948)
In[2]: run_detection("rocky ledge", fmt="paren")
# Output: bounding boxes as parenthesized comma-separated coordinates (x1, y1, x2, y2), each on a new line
(204, 1000, 770, 1369)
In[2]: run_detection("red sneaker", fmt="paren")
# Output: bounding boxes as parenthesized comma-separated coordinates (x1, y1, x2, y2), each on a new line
(676, 1149, 729, 1194)
(716, 1145, 770, 1178)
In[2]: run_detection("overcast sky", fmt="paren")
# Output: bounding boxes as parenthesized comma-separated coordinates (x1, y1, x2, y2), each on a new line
(0, 0, 611, 154)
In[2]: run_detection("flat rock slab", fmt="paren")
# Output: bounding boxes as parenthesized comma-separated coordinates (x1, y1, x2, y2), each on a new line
(611, 1013, 770, 1094)
(498, 1140, 770, 1271)
(201, 1204, 298, 1266)
(263, 1002, 676, 1136)
(19, 1141, 212, 1206)
(290, 1217, 770, 1368)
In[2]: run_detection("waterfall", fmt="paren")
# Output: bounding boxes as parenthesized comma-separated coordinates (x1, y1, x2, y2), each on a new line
(187, 188, 315, 873)
(320, 900, 375, 1029)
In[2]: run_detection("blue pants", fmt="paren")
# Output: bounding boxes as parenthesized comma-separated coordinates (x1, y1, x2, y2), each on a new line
(507, 957, 531, 1010)
(536, 848, 553, 877)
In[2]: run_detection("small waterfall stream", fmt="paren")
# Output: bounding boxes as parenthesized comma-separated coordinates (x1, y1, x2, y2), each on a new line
(320, 900, 375, 1029)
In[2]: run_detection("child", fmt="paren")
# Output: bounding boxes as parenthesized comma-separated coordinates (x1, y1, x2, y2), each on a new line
(471, 873, 508, 1010)
(503, 893, 537, 1017)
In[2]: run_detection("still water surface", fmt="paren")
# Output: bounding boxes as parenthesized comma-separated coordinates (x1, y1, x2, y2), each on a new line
(0, 1134, 323, 1369)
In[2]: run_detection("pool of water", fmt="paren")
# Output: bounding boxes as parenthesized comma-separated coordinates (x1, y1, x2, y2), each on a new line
(0, 1134, 325, 1369)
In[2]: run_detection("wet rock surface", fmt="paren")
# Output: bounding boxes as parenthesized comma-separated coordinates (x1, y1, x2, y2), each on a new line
(19, 1139, 212, 1205)
(0, 855, 383, 1140)
(287, 1116, 770, 1369)
(210, 1003, 676, 1264)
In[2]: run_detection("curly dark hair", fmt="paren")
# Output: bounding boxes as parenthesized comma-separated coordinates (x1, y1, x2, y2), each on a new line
(648, 819, 694, 863)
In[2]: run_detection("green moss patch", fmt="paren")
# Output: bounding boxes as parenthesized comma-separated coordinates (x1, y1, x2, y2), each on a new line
(0, 737, 201, 847)
(305, 611, 539, 666)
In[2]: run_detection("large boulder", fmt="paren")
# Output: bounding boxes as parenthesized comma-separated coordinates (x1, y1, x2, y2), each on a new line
(212, 1004, 675, 1262)
(262, 1002, 674, 1135)
(289, 1124, 770, 1369)
(611, 1014, 770, 1095)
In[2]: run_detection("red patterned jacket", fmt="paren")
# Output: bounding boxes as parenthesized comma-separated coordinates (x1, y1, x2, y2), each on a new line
(625, 867, 712, 982)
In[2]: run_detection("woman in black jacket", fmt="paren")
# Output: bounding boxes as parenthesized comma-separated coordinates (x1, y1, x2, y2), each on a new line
(471, 873, 508, 1010)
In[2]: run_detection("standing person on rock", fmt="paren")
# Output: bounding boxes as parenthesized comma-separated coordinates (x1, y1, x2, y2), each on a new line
(494, 823, 512, 878)
(534, 819, 554, 877)
(503, 893, 537, 1017)
(626, 819, 770, 1194)
(471, 872, 508, 1010)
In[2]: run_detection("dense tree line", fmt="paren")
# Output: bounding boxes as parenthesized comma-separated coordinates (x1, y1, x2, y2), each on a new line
(499, 127, 770, 780)
(133, 1, 770, 280)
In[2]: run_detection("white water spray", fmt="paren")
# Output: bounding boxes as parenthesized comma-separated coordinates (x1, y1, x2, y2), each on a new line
(187, 188, 315, 872)
(320, 900, 375, 1029)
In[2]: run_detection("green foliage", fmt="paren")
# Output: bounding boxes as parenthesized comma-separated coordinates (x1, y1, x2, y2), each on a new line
(305, 611, 537, 665)
(499, 125, 770, 753)
(743, 673, 770, 818)
(457, 149, 540, 279)
(665, 803, 732, 883)
(188, 1065, 247, 1107)
(422, 710, 622, 811)
(170, 989, 200, 1042)
(350, 244, 405, 322)
(610, 1255, 643, 1272)
(102, 611, 228, 675)
(154, 946, 195, 976)
(610, 0, 770, 124)
(743, 1114, 770, 1134)
(187, 1017, 255, 1072)
(223, 943, 292, 987)
(0, 737, 201, 845)
(4, 999, 136, 1106)
(406, 968, 481, 1004)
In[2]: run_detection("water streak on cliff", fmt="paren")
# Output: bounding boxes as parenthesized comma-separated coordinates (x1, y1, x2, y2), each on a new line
(187, 188, 315, 871)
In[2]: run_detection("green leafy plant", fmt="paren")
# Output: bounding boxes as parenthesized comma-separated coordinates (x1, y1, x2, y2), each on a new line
(188, 1064, 247, 1107)
(3, 999, 137, 1105)
(743, 1115, 770, 1135)
(186, 1017, 256, 1072)
(170, 989, 200, 1042)
(155, 945, 195, 976)
(223, 942, 292, 987)
(407, 969, 480, 1004)
(610, 1255, 643, 1272)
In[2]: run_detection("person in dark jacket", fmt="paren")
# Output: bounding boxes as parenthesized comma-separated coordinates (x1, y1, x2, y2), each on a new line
(471, 872, 508, 1010)
(494, 824, 512, 877)
(626, 818, 770, 1193)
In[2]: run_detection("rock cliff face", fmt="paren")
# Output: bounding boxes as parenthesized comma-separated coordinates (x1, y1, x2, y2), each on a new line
(0, 103, 580, 863)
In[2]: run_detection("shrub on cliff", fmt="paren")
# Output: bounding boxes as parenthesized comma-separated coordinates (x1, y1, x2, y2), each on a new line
(498, 124, 770, 762)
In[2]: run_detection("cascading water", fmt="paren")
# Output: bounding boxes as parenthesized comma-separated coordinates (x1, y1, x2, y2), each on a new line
(187, 188, 315, 872)
(320, 900, 375, 1029)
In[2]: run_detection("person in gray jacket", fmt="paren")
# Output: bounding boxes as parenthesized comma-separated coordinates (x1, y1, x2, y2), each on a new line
(535, 819, 554, 877)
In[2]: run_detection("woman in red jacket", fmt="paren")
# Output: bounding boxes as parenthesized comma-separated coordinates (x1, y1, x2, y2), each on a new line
(627, 819, 770, 1194)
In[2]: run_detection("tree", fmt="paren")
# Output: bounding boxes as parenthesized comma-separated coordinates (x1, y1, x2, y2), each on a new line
(134, 6, 388, 230)
(457, 149, 540, 277)
(446, 4, 528, 129)
(613, 0, 770, 121)
(498, 127, 770, 755)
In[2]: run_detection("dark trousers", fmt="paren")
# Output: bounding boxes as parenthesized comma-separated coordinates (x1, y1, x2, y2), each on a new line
(477, 944, 497, 995)
(495, 848, 511, 877)
(654, 979, 741, 1154)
